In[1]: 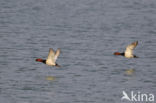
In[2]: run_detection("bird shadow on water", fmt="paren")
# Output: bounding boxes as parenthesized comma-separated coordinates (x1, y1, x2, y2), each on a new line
(42, 66, 67, 83)
(124, 68, 135, 76)
(110, 68, 136, 82)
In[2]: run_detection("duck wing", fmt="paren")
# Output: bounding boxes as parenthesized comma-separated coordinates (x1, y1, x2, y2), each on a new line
(126, 41, 138, 50)
(46, 48, 55, 65)
(54, 48, 60, 62)
(125, 41, 138, 57)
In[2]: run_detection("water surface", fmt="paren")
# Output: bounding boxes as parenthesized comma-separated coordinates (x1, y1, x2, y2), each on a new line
(0, 0, 156, 103)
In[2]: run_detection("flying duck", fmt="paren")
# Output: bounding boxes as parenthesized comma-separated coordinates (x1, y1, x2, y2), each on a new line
(36, 48, 61, 67)
(114, 41, 138, 58)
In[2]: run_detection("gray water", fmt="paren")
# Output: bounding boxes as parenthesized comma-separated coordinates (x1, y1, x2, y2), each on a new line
(0, 0, 156, 103)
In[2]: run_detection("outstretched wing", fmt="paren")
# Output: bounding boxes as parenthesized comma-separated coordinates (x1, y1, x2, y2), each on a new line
(46, 48, 55, 65)
(54, 48, 60, 62)
(125, 41, 138, 57)
(126, 41, 138, 50)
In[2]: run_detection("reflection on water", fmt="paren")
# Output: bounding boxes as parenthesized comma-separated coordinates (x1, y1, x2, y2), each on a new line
(125, 68, 135, 76)
(46, 76, 55, 81)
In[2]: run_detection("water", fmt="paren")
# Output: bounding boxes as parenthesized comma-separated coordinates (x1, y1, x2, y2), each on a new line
(0, 0, 156, 103)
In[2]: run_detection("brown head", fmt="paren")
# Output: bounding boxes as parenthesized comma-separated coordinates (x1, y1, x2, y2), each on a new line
(36, 58, 44, 62)
(114, 52, 121, 55)
(36, 58, 46, 64)
(114, 52, 125, 56)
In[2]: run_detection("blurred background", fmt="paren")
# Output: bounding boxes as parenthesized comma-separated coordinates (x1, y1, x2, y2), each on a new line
(0, 0, 156, 103)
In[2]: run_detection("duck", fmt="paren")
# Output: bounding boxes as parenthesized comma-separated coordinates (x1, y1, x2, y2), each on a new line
(36, 48, 61, 67)
(114, 41, 138, 58)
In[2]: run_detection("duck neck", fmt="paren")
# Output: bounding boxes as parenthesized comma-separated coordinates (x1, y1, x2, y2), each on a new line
(120, 52, 125, 56)
(42, 60, 46, 64)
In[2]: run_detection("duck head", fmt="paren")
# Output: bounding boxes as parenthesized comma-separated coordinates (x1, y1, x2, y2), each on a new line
(114, 52, 125, 56)
(36, 58, 46, 64)
(36, 58, 43, 62)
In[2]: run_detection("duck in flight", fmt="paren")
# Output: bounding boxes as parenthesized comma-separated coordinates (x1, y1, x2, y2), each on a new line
(114, 41, 138, 58)
(36, 48, 61, 67)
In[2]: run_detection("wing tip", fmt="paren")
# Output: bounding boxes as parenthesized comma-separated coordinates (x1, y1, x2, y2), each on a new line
(131, 41, 138, 47)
